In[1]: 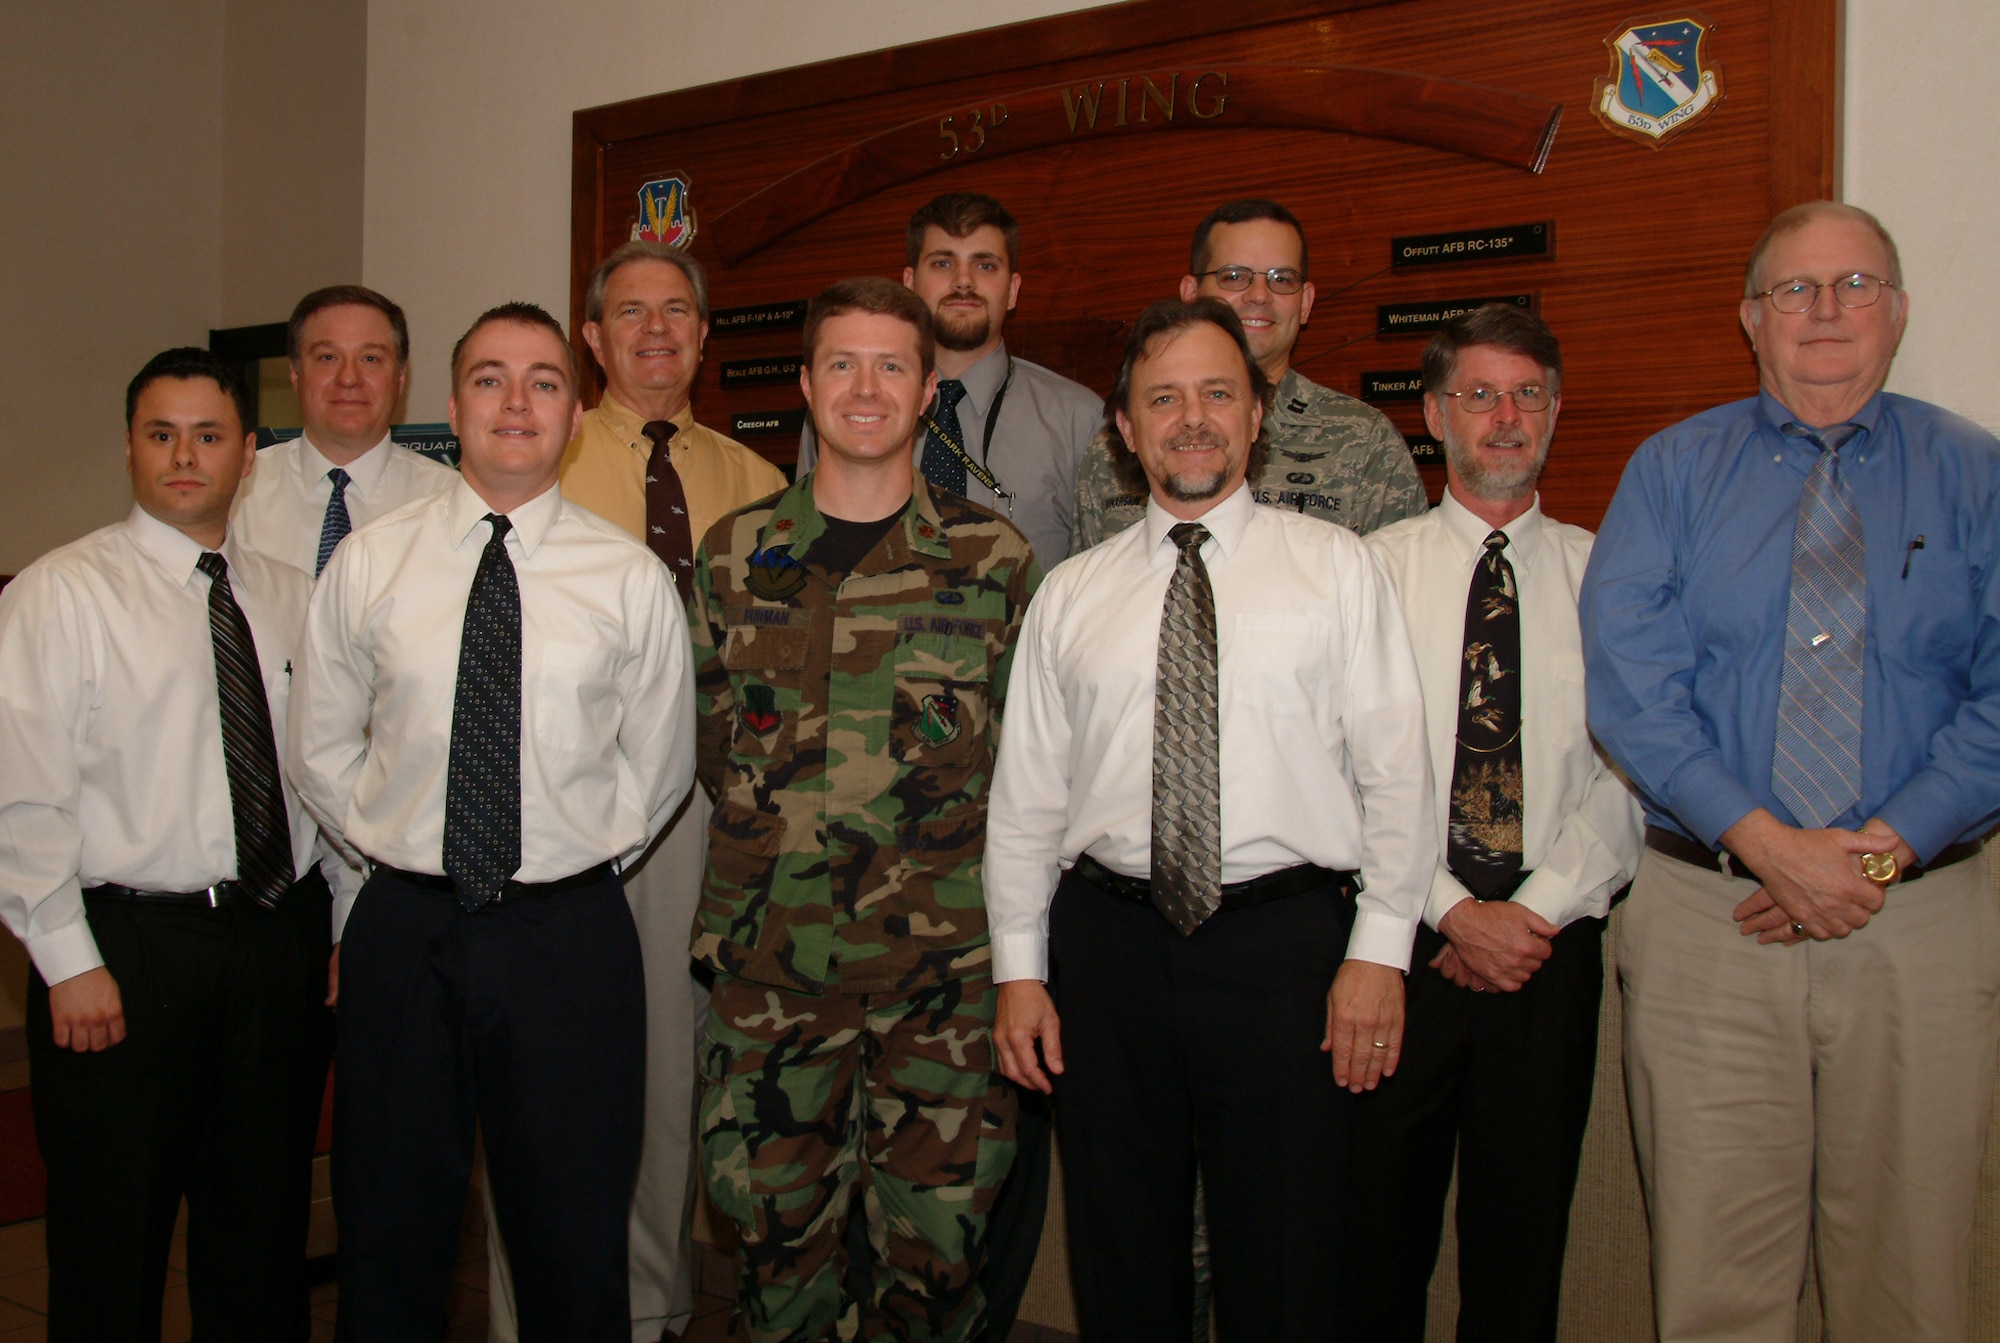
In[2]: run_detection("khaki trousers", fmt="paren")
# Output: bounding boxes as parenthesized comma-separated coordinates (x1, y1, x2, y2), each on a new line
(1621, 848, 2000, 1342)
(487, 790, 709, 1343)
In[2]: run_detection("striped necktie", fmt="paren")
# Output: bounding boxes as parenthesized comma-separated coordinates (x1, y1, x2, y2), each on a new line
(315, 468, 352, 577)
(1772, 423, 1865, 828)
(196, 553, 293, 908)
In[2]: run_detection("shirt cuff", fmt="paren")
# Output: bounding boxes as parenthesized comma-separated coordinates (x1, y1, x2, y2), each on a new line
(29, 916, 106, 987)
(1667, 760, 1762, 849)
(1875, 775, 1968, 865)
(1422, 865, 1476, 932)
(1344, 907, 1419, 972)
(1511, 871, 1584, 931)
(990, 931, 1048, 984)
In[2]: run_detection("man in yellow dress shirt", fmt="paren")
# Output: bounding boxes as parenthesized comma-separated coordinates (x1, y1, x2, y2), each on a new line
(480, 241, 785, 1343)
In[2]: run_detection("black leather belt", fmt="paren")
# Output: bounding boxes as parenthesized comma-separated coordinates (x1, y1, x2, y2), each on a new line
(1072, 854, 1356, 912)
(1644, 826, 1981, 884)
(375, 862, 615, 902)
(86, 881, 247, 908)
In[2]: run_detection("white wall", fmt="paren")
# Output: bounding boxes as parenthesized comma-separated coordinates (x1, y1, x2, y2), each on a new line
(362, 0, 1118, 421)
(0, 1, 226, 575)
(1843, 0, 2000, 434)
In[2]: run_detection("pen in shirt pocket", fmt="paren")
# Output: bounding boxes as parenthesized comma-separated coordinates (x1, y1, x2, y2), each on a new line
(1902, 534, 1926, 579)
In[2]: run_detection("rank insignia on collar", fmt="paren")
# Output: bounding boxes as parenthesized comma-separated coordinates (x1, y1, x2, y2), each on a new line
(744, 543, 808, 600)
(915, 691, 962, 746)
(1287, 398, 1309, 413)
(741, 684, 780, 737)
(773, 517, 795, 532)
(633, 174, 696, 246)
(916, 523, 937, 540)
(1593, 17, 1723, 147)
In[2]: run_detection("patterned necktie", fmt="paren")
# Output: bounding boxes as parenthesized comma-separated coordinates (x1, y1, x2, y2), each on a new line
(1772, 424, 1866, 828)
(1447, 530, 1524, 899)
(196, 553, 293, 908)
(443, 515, 522, 911)
(1151, 522, 1222, 934)
(642, 419, 697, 606)
(920, 380, 970, 496)
(315, 467, 352, 577)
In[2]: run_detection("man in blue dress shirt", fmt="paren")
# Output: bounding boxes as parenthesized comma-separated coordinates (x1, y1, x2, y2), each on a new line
(1582, 202, 2000, 1343)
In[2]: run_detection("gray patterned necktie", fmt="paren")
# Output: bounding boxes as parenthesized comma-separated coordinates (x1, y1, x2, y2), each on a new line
(1151, 522, 1222, 934)
(443, 514, 522, 911)
(1772, 424, 1865, 828)
(196, 553, 294, 908)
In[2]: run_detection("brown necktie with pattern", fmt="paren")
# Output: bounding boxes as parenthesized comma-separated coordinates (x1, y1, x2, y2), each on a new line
(642, 419, 696, 606)
(1151, 522, 1223, 934)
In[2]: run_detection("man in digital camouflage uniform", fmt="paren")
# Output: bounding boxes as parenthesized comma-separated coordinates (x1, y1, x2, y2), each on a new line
(689, 276, 1038, 1342)
(1072, 198, 1426, 549)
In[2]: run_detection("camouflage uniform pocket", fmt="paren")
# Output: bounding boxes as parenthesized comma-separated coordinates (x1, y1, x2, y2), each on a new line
(889, 632, 992, 769)
(721, 624, 808, 758)
(694, 800, 786, 967)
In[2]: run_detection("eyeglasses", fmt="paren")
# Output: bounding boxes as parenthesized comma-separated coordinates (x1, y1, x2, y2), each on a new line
(1438, 385, 1553, 414)
(1193, 266, 1305, 295)
(1754, 273, 1897, 313)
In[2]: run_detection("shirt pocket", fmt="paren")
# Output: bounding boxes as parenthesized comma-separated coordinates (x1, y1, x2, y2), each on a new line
(721, 624, 808, 759)
(1895, 547, 1975, 663)
(1227, 611, 1328, 718)
(889, 632, 993, 769)
(528, 639, 620, 767)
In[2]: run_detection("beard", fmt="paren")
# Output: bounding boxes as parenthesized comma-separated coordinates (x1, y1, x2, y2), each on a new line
(1445, 427, 1549, 501)
(1156, 428, 1234, 502)
(932, 299, 995, 353)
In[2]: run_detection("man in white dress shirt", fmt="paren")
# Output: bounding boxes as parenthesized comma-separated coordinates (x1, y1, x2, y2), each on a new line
(0, 348, 332, 1340)
(984, 297, 1435, 1342)
(289, 303, 695, 1342)
(231, 284, 456, 576)
(1349, 305, 1643, 1342)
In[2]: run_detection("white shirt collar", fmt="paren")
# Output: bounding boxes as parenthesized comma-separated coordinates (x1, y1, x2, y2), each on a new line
(1436, 488, 1546, 573)
(1141, 479, 1255, 567)
(298, 431, 397, 493)
(445, 476, 564, 560)
(123, 504, 213, 588)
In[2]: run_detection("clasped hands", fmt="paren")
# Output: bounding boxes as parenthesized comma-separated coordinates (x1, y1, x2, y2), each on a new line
(1722, 809, 1911, 945)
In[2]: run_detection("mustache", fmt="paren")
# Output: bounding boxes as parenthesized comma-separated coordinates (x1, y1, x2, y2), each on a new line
(1166, 427, 1228, 452)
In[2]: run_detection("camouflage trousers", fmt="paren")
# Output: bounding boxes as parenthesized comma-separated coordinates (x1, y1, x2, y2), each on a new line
(699, 974, 1016, 1343)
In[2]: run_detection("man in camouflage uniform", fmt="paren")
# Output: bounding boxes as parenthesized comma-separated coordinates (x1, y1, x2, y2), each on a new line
(1072, 198, 1426, 549)
(690, 276, 1038, 1343)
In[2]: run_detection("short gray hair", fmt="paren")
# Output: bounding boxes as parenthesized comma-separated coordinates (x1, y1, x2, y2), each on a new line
(1745, 202, 1903, 298)
(583, 242, 710, 324)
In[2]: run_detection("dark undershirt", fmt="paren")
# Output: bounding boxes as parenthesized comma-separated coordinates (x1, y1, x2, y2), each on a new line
(810, 510, 903, 573)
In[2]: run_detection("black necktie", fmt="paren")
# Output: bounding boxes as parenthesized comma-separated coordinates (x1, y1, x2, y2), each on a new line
(196, 553, 293, 908)
(1447, 530, 1524, 898)
(443, 515, 522, 911)
(316, 468, 352, 577)
(641, 419, 697, 606)
(920, 380, 970, 496)
(1151, 522, 1222, 934)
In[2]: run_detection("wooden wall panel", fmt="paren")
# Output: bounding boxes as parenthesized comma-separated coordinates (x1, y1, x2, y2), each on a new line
(574, 0, 1837, 530)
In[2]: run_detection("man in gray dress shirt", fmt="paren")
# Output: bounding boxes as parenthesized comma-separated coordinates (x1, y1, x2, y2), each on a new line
(797, 192, 1101, 573)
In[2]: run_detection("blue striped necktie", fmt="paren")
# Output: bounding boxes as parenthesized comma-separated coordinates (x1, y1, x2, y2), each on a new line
(315, 468, 352, 577)
(1772, 423, 1865, 828)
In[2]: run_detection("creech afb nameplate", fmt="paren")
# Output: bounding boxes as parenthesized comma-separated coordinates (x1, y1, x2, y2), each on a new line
(1404, 433, 1443, 466)
(1391, 222, 1553, 268)
(711, 300, 810, 334)
(1362, 370, 1425, 401)
(720, 357, 804, 387)
(1377, 295, 1536, 336)
(731, 408, 808, 438)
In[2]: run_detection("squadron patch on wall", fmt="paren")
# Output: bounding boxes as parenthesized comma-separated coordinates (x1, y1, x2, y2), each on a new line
(1593, 17, 1724, 148)
(633, 175, 697, 246)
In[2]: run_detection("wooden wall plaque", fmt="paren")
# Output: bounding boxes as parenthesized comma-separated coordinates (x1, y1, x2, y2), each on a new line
(573, 0, 1837, 529)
